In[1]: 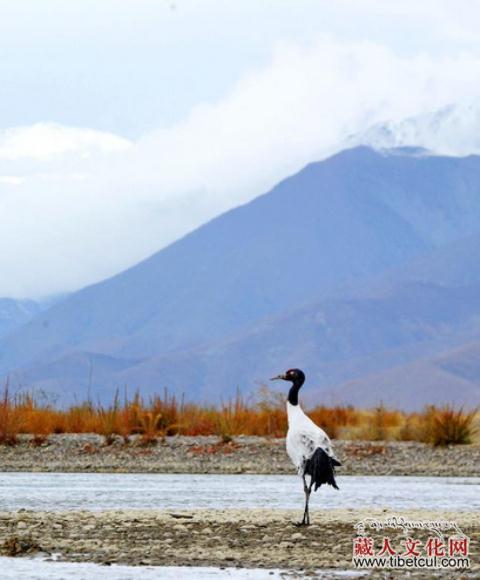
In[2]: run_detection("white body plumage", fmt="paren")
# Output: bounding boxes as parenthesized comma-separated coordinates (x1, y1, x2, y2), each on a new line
(286, 401, 338, 475)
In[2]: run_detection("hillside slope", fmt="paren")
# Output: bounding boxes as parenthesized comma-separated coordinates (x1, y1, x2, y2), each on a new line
(4, 146, 480, 406)
(321, 342, 480, 410)
(0, 298, 42, 340)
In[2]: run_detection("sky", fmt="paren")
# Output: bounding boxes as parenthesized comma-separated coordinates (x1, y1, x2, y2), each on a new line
(2, 0, 480, 298)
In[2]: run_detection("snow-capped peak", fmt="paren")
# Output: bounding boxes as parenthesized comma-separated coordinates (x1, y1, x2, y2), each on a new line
(349, 98, 480, 157)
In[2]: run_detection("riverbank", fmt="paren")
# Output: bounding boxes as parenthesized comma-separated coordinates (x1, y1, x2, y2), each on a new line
(0, 508, 477, 575)
(0, 435, 479, 477)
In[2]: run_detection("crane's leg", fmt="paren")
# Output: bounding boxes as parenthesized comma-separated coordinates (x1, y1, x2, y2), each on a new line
(296, 475, 312, 526)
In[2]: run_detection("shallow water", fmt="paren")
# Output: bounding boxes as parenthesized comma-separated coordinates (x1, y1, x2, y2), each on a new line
(0, 558, 368, 579)
(0, 559, 277, 579)
(0, 473, 478, 512)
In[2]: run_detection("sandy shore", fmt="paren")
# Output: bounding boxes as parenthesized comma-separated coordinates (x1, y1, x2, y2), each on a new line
(0, 435, 479, 477)
(0, 508, 477, 576)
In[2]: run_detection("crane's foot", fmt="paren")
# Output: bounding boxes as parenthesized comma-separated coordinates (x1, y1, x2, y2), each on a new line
(294, 514, 310, 526)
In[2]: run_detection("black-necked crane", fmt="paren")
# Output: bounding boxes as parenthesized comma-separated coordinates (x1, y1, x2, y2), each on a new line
(271, 368, 341, 526)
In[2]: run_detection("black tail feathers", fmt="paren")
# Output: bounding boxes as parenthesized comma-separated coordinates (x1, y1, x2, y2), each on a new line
(304, 447, 341, 491)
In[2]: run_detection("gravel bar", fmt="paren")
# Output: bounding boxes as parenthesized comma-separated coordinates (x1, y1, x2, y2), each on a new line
(0, 435, 479, 477)
(0, 508, 477, 576)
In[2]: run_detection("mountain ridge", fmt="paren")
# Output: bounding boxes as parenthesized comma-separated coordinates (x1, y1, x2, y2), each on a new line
(3, 146, 480, 408)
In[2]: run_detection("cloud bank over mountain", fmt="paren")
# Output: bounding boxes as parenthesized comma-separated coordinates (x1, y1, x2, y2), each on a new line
(3, 37, 480, 296)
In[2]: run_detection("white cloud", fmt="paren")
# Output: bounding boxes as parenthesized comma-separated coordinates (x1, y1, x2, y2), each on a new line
(2, 36, 480, 298)
(0, 123, 131, 161)
(0, 175, 25, 185)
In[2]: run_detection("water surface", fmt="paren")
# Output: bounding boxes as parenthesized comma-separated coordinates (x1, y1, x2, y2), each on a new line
(0, 558, 370, 579)
(0, 559, 282, 579)
(0, 473, 478, 512)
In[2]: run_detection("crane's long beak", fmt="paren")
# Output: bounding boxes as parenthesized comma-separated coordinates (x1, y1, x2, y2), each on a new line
(270, 374, 286, 381)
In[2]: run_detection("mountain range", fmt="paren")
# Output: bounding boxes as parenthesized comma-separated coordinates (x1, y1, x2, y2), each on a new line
(2, 140, 480, 409)
(0, 298, 42, 340)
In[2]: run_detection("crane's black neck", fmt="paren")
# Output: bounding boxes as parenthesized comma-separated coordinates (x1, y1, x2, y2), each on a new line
(287, 377, 305, 406)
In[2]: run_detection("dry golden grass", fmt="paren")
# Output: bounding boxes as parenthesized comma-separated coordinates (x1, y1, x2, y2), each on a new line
(341, 405, 403, 441)
(0, 383, 477, 446)
(419, 405, 478, 446)
(0, 383, 21, 445)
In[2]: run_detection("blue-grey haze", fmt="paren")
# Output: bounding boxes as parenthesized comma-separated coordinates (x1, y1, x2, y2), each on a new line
(2, 147, 480, 409)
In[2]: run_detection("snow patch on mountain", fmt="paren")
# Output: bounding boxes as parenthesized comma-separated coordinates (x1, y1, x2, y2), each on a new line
(350, 99, 480, 157)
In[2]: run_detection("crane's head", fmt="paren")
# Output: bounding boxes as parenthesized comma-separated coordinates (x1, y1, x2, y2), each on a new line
(270, 369, 305, 406)
(270, 368, 305, 385)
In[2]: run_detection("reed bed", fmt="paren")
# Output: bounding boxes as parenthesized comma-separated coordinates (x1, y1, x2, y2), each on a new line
(0, 384, 477, 446)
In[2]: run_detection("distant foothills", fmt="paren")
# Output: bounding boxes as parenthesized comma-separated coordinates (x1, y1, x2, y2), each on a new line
(2, 145, 480, 410)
